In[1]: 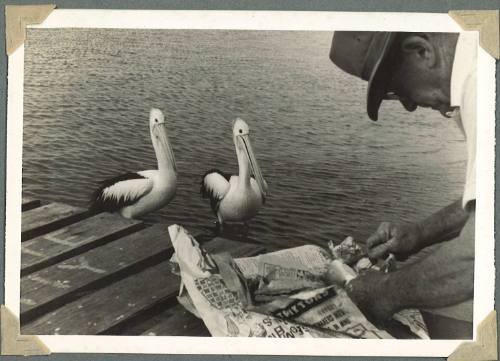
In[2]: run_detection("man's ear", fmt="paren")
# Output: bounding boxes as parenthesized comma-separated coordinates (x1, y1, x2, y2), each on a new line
(400, 35, 436, 67)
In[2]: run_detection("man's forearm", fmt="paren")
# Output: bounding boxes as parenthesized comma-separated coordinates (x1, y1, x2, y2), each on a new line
(416, 198, 469, 249)
(383, 210, 475, 311)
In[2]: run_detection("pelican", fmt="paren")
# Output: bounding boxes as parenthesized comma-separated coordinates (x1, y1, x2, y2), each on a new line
(89, 108, 177, 219)
(200, 118, 268, 230)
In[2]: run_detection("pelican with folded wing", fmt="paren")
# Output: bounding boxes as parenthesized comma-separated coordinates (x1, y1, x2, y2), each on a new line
(201, 118, 268, 231)
(90, 108, 177, 219)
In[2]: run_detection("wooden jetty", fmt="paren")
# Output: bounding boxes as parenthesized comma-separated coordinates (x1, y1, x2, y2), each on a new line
(20, 197, 268, 336)
(19, 197, 472, 338)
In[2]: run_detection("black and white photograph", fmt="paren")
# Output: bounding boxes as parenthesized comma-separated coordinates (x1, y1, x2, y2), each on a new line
(3, 9, 496, 357)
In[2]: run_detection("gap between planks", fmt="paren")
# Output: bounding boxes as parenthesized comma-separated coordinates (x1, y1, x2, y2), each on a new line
(20, 222, 211, 326)
(22, 202, 95, 241)
(21, 213, 146, 276)
(21, 237, 266, 335)
(106, 237, 266, 336)
(20, 223, 175, 322)
(22, 197, 41, 212)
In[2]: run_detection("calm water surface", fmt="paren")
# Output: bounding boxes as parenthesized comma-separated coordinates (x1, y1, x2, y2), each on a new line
(23, 29, 467, 249)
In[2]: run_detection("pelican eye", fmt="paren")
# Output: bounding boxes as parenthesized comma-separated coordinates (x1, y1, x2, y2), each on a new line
(155, 118, 158, 123)
(239, 129, 243, 134)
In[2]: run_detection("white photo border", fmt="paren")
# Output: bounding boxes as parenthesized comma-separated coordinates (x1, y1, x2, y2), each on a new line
(5, 9, 496, 356)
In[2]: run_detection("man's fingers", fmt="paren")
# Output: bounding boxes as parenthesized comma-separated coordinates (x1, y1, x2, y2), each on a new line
(366, 223, 391, 249)
(366, 233, 384, 249)
(368, 243, 391, 260)
(386, 237, 398, 251)
(368, 237, 399, 260)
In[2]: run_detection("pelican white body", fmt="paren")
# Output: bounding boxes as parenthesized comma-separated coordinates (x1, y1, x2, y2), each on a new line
(201, 118, 268, 228)
(218, 176, 263, 222)
(119, 170, 177, 219)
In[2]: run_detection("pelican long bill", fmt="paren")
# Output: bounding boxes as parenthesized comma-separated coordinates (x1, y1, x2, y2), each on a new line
(240, 134, 267, 197)
(155, 123, 177, 173)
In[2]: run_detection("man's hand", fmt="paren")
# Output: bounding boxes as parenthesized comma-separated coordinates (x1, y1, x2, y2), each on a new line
(348, 206, 474, 329)
(345, 269, 396, 326)
(366, 222, 423, 261)
(366, 199, 469, 262)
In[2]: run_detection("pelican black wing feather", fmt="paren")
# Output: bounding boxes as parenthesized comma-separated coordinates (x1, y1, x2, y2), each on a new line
(89, 172, 147, 212)
(200, 168, 230, 214)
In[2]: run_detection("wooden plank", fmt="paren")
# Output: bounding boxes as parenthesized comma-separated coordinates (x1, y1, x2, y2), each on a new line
(21, 262, 177, 335)
(203, 236, 267, 258)
(139, 304, 209, 337)
(123, 237, 267, 336)
(22, 197, 41, 212)
(22, 237, 266, 335)
(20, 223, 172, 317)
(22, 202, 92, 241)
(21, 213, 144, 276)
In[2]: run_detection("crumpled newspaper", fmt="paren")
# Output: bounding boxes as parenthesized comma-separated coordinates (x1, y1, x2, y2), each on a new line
(169, 224, 333, 337)
(169, 224, 429, 339)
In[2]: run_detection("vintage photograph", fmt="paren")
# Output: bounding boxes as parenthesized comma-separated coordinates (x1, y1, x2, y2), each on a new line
(4, 9, 495, 357)
(18, 27, 476, 340)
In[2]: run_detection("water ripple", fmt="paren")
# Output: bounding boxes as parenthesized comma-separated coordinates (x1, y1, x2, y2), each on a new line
(23, 29, 467, 248)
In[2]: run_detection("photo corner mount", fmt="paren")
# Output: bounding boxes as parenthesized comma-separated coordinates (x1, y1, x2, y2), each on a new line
(448, 310, 497, 361)
(449, 10, 499, 59)
(5, 4, 56, 56)
(0, 305, 51, 356)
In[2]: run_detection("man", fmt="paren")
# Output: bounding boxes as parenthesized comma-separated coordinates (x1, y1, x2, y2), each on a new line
(329, 31, 477, 337)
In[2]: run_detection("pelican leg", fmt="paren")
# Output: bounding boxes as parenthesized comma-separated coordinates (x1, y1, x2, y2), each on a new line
(215, 214, 224, 234)
(215, 221, 224, 233)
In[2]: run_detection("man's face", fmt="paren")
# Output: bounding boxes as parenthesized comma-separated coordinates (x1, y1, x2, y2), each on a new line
(385, 39, 453, 117)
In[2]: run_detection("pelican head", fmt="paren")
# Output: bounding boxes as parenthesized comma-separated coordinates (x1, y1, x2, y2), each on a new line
(232, 118, 268, 197)
(150, 108, 165, 126)
(149, 108, 177, 173)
